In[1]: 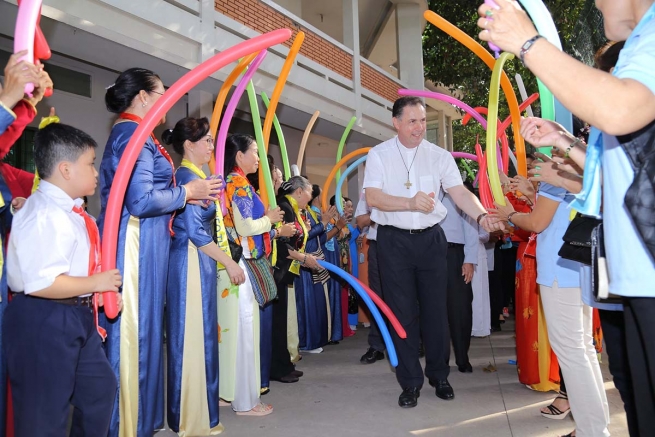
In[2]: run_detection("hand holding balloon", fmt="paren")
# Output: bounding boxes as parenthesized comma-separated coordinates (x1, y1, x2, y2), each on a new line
(483, 0, 501, 58)
(520, 117, 576, 152)
(477, 0, 538, 56)
(0, 51, 39, 109)
(25, 66, 53, 107)
(265, 206, 285, 224)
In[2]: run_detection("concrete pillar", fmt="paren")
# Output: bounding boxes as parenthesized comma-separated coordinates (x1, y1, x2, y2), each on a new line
(188, 90, 213, 119)
(395, 3, 424, 91)
(199, 0, 216, 62)
(346, 141, 363, 203)
(343, 0, 362, 121)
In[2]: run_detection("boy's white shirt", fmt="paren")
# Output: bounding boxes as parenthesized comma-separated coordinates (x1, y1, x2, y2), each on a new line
(7, 180, 91, 296)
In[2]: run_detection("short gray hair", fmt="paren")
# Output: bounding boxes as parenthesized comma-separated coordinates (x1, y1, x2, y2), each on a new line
(279, 175, 311, 195)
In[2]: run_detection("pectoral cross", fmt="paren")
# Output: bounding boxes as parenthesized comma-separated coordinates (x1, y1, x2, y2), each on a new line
(404, 179, 412, 189)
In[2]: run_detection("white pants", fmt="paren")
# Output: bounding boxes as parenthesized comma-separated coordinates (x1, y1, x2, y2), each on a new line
(540, 282, 609, 437)
(232, 259, 259, 412)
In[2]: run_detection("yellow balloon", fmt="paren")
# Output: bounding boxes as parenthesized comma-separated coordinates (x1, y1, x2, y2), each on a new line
(423, 11, 527, 177)
(487, 52, 515, 207)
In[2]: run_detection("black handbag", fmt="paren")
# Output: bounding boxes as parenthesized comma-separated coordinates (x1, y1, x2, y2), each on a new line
(558, 213, 602, 265)
(227, 238, 243, 263)
(591, 223, 622, 304)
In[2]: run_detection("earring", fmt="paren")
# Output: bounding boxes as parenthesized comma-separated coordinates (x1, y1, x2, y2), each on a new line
(142, 101, 148, 107)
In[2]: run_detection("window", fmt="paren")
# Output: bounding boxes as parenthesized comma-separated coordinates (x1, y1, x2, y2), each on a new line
(3, 127, 37, 173)
(0, 50, 92, 98)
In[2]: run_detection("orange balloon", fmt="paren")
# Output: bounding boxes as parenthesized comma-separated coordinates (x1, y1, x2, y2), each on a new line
(424, 11, 527, 177)
(259, 31, 305, 207)
(321, 148, 371, 212)
(208, 52, 259, 174)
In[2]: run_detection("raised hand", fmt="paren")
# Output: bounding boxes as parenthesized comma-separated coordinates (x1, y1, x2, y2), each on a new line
(0, 51, 40, 109)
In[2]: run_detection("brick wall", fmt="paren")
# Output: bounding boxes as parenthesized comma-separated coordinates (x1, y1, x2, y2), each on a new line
(215, 0, 352, 79)
(360, 62, 402, 104)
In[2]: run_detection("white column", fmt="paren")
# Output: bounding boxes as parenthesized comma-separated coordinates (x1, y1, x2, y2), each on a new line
(343, 0, 362, 121)
(199, 0, 216, 62)
(346, 142, 363, 201)
(395, 3, 424, 91)
(188, 90, 213, 119)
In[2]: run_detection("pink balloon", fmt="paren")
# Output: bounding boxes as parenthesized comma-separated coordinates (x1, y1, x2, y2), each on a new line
(215, 50, 267, 214)
(100, 29, 292, 319)
(451, 151, 478, 161)
(13, 0, 41, 96)
(399, 89, 488, 129)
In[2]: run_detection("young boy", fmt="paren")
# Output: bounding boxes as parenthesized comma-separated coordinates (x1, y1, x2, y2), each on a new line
(4, 123, 122, 436)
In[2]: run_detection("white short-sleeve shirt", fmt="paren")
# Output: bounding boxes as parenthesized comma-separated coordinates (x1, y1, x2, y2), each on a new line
(8, 180, 91, 295)
(354, 190, 377, 240)
(363, 136, 462, 230)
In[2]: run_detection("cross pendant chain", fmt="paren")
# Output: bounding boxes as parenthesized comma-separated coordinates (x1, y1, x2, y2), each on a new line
(395, 138, 419, 190)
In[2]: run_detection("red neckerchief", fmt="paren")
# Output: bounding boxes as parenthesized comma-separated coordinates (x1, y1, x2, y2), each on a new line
(117, 112, 177, 236)
(72, 205, 107, 340)
(231, 167, 272, 256)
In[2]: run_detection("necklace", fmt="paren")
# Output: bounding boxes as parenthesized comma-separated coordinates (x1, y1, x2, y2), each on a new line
(395, 137, 420, 189)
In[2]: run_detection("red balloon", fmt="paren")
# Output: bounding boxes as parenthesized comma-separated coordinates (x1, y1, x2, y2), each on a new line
(353, 277, 407, 339)
(100, 29, 293, 318)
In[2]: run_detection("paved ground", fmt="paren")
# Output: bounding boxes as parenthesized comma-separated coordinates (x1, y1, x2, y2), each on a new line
(156, 319, 628, 437)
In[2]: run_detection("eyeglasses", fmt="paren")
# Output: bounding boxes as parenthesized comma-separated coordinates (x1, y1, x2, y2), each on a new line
(150, 90, 165, 96)
(202, 136, 214, 145)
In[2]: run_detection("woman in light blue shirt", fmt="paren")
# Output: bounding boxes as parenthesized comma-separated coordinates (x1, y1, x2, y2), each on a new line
(478, 1, 655, 435)
(492, 182, 608, 437)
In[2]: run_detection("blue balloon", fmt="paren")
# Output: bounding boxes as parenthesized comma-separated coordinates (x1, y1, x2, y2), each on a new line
(348, 224, 360, 279)
(317, 260, 398, 367)
(335, 155, 368, 215)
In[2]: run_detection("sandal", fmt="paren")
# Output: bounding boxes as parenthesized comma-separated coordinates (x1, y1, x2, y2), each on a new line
(219, 399, 231, 407)
(541, 392, 571, 420)
(236, 402, 273, 417)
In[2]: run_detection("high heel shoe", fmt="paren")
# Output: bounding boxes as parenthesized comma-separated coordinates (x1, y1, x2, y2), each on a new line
(541, 391, 571, 420)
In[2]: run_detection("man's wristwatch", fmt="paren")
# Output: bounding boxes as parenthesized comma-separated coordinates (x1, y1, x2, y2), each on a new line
(476, 213, 488, 225)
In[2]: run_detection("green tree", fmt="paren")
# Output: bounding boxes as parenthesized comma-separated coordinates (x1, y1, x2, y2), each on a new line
(423, 0, 605, 178)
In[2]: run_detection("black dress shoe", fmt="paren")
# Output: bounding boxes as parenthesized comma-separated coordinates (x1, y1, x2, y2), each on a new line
(360, 347, 385, 364)
(491, 325, 501, 332)
(458, 363, 473, 373)
(290, 369, 304, 378)
(430, 379, 454, 400)
(398, 387, 420, 408)
(272, 374, 299, 383)
(327, 340, 340, 345)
